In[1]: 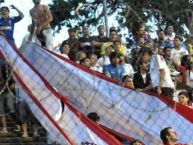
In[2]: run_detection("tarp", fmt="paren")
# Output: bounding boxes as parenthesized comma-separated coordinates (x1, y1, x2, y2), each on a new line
(0, 36, 122, 145)
(19, 42, 193, 145)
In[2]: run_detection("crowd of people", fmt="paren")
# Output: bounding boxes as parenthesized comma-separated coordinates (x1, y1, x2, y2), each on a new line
(0, 0, 193, 144)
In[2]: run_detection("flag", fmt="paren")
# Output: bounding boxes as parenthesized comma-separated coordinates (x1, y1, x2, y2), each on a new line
(0, 36, 122, 145)
(19, 42, 193, 145)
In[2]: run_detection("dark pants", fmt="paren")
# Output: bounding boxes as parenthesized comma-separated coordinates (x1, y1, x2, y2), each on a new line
(153, 87, 174, 99)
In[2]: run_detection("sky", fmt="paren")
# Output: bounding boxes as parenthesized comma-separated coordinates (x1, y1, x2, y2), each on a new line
(1, 0, 157, 48)
(1, 0, 68, 48)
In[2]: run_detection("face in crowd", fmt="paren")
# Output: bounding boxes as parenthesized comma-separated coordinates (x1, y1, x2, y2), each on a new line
(1, 7, 10, 18)
(166, 25, 174, 35)
(33, 0, 41, 5)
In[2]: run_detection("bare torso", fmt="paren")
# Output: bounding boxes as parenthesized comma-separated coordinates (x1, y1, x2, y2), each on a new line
(30, 4, 52, 29)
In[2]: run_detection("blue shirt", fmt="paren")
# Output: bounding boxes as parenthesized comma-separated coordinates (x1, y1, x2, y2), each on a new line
(0, 16, 22, 42)
(103, 64, 125, 81)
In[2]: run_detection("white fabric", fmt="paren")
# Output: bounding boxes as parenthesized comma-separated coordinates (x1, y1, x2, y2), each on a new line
(186, 70, 193, 88)
(20, 43, 193, 145)
(42, 29, 53, 50)
(150, 54, 175, 88)
(96, 56, 110, 67)
(171, 48, 189, 65)
(123, 63, 134, 77)
(0, 36, 115, 145)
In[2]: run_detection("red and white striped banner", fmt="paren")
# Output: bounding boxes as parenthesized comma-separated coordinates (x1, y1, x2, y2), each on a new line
(1, 36, 193, 145)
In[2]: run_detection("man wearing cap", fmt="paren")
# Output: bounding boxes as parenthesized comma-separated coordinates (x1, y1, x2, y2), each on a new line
(0, 5, 24, 45)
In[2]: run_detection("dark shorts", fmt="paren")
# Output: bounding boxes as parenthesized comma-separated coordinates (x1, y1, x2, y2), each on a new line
(16, 101, 38, 124)
(0, 92, 15, 116)
(152, 87, 174, 99)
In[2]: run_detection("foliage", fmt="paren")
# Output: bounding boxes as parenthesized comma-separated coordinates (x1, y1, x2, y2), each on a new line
(49, 0, 193, 36)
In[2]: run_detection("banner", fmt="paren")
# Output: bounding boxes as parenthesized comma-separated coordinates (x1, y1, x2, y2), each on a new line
(0, 36, 122, 145)
(19, 42, 193, 145)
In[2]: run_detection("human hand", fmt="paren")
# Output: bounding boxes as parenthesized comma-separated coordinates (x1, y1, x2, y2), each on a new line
(10, 5, 17, 9)
(157, 86, 162, 95)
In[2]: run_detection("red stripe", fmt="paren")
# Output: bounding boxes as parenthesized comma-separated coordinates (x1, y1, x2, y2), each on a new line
(0, 49, 76, 145)
(43, 46, 193, 124)
(1, 40, 122, 144)
(99, 124, 133, 141)
(64, 100, 123, 145)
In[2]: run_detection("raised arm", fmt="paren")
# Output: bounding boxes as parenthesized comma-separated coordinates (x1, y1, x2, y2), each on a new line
(10, 5, 24, 18)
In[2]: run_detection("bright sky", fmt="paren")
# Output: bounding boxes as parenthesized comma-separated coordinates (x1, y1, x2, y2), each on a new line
(1, 0, 157, 48)
(1, 0, 68, 48)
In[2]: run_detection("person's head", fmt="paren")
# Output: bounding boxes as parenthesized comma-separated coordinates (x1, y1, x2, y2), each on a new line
(113, 40, 121, 52)
(139, 61, 148, 72)
(157, 30, 165, 40)
(137, 23, 146, 36)
(89, 53, 97, 66)
(178, 91, 190, 106)
(174, 35, 183, 48)
(68, 28, 77, 39)
(141, 49, 152, 63)
(109, 30, 118, 42)
(87, 112, 100, 123)
(82, 26, 89, 37)
(137, 37, 145, 47)
(181, 55, 190, 68)
(97, 25, 105, 36)
(171, 70, 181, 82)
(60, 41, 70, 54)
(109, 52, 119, 66)
(1, 6, 9, 17)
(80, 57, 90, 67)
(160, 127, 178, 144)
(104, 45, 113, 56)
(118, 54, 126, 64)
(166, 25, 174, 35)
(129, 139, 142, 145)
(163, 46, 172, 58)
(122, 75, 134, 88)
(33, 0, 41, 5)
(76, 51, 86, 61)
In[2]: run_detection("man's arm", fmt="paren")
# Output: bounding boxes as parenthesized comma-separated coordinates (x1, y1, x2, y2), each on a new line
(157, 69, 165, 95)
(28, 10, 36, 41)
(11, 5, 24, 18)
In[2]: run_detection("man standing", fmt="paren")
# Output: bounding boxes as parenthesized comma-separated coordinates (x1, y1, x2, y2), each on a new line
(150, 47, 175, 98)
(0, 5, 24, 45)
(29, 0, 53, 50)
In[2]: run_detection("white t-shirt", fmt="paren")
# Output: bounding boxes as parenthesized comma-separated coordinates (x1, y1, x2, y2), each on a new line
(186, 70, 193, 88)
(123, 63, 134, 77)
(150, 54, 175, 88)
(96, 56, 110, 67)
(171, 48, 189, 65)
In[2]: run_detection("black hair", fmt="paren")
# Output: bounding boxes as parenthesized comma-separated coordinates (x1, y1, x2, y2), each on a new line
(59, 40, 69, 52)
(79, 57, 89, 65)
(87, 112, 100, 122)
(68, 28, 76, 33)
(174, 35, 183, 42)
(1, 6, 9, 12)
(109, 52, 118, 61)
(160, 127, 172, 144)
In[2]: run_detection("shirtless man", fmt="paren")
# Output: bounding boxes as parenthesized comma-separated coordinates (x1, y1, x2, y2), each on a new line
(28, 0, 53, 50)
